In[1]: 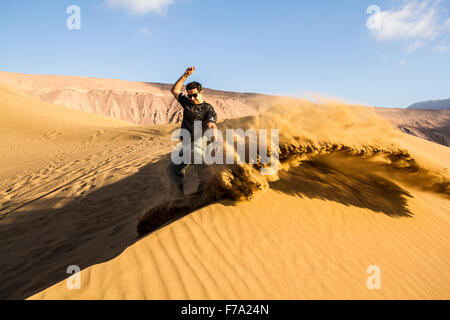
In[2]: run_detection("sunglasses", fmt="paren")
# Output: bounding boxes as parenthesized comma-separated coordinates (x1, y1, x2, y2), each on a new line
(187, 93, 200, 99)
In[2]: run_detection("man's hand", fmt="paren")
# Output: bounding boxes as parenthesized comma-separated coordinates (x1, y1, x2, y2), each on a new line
(184, 66, 195, 78)
(171, 66, 195, 100)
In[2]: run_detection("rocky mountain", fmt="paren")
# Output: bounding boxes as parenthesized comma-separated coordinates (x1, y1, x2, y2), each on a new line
(0, 71, 449, 147)
(374, 108, 450, 147)
(0, 71, 276, 126)
(408, 99, 450, 110)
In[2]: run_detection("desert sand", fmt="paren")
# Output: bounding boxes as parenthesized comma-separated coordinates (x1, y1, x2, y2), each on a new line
(0, 79, 449, 300)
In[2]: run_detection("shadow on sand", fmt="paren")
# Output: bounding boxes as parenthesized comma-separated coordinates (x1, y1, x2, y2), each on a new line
(0, 152, 415, 299)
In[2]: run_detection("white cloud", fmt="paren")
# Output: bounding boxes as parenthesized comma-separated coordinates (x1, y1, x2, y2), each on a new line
(139, 27, 152, 37)
(106, 0, 175, 15)
(406, 40, 425, 52)
(433, 39, 449, 52)
(368, 0, 450, 41)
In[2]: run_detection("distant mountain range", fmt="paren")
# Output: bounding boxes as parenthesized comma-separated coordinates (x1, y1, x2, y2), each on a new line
(408, 99, 450, 110)
(0, 71, 449, 147)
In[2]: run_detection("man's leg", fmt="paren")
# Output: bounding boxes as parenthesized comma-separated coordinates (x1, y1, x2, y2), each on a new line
(193, 137, 208, 194)
(167, 143, 192, 198)
(194, 164, 207, 194)
(167, 161, 190, 198)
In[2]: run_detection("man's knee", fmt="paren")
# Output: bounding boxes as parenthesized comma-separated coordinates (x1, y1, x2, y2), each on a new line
(168, 161, 191, 179)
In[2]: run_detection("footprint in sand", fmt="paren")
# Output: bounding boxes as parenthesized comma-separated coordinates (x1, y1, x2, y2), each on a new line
(88, 177, 97, 190)
(40, 126, 66, 140)
(88, 129, 106, 142)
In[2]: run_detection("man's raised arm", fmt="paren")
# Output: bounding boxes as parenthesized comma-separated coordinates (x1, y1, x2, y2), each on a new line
(171, 66, 195, 100)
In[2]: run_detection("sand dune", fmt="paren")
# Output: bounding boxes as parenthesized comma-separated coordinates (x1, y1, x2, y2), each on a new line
(1, 80, 449, 300)
(0, 82, 134, 180)
(0, 82, 176, 299)
(29, 187, 450, 300)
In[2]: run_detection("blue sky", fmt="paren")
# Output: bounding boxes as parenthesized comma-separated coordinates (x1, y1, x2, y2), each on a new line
(0, 0, 449, 108)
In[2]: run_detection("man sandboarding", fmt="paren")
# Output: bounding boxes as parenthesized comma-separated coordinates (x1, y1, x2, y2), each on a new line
(167, 66, 219, 198)
(137, 67, 219, 236)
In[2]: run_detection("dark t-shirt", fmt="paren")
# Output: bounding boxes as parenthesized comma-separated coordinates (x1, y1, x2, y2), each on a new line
(177, 93, 217, 141)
